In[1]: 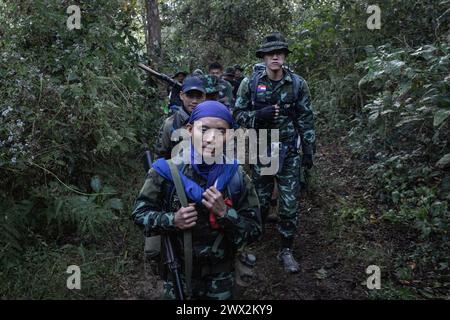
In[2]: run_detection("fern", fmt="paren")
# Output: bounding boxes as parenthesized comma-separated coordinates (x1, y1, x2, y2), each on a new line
(0, 198, 33, 265)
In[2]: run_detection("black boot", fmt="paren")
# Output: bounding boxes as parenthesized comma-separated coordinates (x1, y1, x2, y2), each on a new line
(277, 238, 299, 274)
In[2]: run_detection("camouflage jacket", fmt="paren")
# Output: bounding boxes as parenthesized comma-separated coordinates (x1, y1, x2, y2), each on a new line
(218, 78, 235, 109)
(233, 68, 315, 154)
(131, 164, 261, 266)
(233, 77, 244, 98)
(154, 107, 190, 159)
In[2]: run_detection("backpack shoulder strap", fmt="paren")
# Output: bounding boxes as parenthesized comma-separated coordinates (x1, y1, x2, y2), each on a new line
(164, 161, 186, 206)
(289, 71, 302, 102)
(226, 168, 262, 227)
(167, 159, 188, 207)
(249, 64, 266, 104)
(212, 168, 243, 254)
(166, 160, 192, 298)
(249, 73, 259, 104)
(226, 168, 245, 206)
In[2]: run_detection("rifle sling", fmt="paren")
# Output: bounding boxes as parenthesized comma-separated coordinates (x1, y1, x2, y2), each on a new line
(167, 160, 193, 299)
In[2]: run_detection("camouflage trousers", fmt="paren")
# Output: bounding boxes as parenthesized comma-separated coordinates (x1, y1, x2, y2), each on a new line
(163, 271, 234, 300)
(251, 145, 301, 240)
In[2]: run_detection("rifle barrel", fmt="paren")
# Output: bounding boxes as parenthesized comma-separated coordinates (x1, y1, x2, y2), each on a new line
(163, 235, 185, 300)
(137, 63, 182, 90)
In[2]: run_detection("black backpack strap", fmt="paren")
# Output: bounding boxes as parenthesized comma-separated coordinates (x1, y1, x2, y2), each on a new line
(290, 72, 301, 102)
(226, 168, 244, 206)
(249, 64, 266, 105)
(249, 72, 260, 105)
(284, 71, 303, 140)
(251, 66, 301, 104)
(211, 169, 243, 254)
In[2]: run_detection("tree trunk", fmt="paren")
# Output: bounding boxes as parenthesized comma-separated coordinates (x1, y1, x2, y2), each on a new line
(144, 0, 162, 67)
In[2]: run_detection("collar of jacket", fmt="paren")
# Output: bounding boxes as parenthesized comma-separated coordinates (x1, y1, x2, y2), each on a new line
(260, 67, 294, 84)
(172, 106, 191, 130)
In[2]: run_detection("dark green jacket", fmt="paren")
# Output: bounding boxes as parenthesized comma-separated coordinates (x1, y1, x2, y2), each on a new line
(154, 107, 190, 159)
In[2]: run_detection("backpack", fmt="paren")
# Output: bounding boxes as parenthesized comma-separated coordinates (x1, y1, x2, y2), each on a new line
(248, 63, 304, 150)
(249, 63, 302, 106)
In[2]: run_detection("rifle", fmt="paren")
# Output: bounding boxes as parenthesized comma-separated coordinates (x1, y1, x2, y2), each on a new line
(143, 150, 185, 300)
(300, 166, 310, 195)
(137, 63, 182, 90)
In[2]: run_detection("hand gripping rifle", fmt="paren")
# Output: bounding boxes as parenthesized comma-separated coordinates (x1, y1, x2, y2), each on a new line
(143, 150, 185, 300)
(137, 63, 182, 90)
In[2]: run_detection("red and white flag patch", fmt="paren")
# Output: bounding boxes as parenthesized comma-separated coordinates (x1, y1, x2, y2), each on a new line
(257, 84, 267, 92)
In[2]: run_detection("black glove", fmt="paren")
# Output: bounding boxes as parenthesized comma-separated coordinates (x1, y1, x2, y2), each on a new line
(302, 154, 313, 169)
(255, 105, 277, 122)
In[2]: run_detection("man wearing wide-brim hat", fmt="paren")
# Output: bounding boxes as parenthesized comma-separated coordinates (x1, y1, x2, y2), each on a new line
(234, 32, 316, 274)
(255, 33, 293, 58)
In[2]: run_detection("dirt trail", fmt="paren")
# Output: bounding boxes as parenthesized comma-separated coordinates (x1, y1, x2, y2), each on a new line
(241, 142, 369, 300)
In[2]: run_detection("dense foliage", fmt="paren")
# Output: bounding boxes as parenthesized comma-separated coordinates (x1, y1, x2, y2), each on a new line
(287, 0, 450, 297)
(0, 0, 448, 298)
(0, 0, 158, 294)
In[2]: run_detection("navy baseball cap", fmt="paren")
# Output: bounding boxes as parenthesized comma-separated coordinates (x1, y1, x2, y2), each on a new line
(182, 76, 206, 94)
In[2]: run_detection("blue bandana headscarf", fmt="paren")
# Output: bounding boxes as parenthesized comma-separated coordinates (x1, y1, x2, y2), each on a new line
(188, 100, 234, 126)
(152, 101, 238, 203)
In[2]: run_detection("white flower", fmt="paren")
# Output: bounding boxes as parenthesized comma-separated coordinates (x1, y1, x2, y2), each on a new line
(11, 156, 17, 164)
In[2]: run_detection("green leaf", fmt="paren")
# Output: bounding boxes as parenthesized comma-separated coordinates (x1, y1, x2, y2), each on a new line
(436, 154, 450, 169)
(385, 60, 405, 75)
(411, 45, 437, 61)
(392, 191, 401, 204)
(436, 95, 450, 109)
(315, 268, 328, 279)
(67, 71, 79, 82)
(395, 116, 422, 128)
(90, 176, 102, 193)
(78, 245, 86, 263)
(433, 109, 450, 127)
(108, 198, 123, 210)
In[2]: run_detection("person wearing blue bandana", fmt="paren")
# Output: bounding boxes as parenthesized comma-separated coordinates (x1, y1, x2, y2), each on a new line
(132, 101, 262, 300)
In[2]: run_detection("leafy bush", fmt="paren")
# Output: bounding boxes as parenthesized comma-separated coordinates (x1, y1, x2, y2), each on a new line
(0, 0, 159, 264)
(349, 43, 450, 286)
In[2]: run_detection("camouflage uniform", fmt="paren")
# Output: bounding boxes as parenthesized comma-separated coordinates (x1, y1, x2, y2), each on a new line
(202, 75, 221, 96)
(154, 107, 190, 160)
(131, 165, 261, 300)
(233, 68, 315, 243)
(233, 64, 245, 97)
(218, 78, 234, 109)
